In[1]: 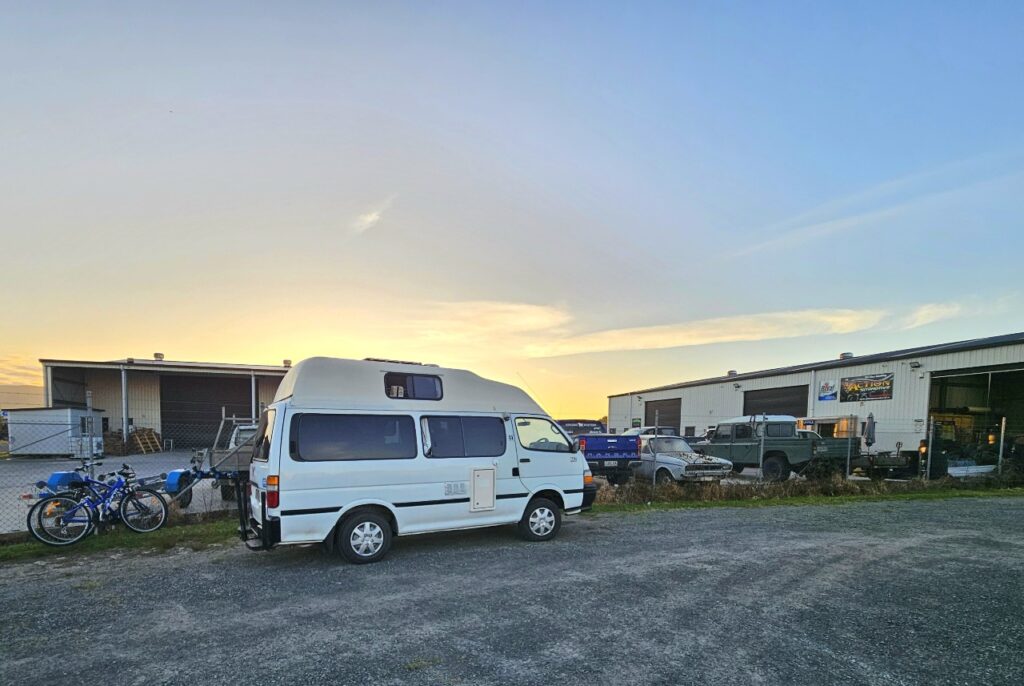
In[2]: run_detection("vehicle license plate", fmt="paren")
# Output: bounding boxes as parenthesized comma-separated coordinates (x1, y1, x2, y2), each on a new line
(604, 461, 618, 467)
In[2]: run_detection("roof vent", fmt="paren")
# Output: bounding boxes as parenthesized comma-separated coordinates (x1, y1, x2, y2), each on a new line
(282, 359, 292, 368)
(126, 357, 135, 364)
(727, 370, 738, 377)
(153, 352, 164, 361)
(839, 352, 854, 360)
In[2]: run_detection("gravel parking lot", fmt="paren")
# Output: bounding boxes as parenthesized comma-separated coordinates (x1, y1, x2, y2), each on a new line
(2, 497, 1022, 685)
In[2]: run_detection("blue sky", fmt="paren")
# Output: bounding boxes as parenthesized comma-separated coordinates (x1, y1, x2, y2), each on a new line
(2, 2, 1023, 415)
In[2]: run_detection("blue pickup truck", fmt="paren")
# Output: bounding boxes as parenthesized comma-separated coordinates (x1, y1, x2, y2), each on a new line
(576, 434, 641, 485)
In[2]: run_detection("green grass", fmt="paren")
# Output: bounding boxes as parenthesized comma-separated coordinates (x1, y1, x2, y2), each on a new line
(588, 486, 1024, 514)
(0, 517, 238, 564)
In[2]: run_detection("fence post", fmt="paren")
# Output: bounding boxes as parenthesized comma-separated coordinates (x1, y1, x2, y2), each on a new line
(85, 390, 94, 471)
(925, 417, 935, 481)
(845, 414, 853, 478)
(998, 416, 1007, 475)
(759, 413, 766, 480)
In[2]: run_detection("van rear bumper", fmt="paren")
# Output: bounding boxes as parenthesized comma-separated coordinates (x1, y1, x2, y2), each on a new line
(245, 516, 280, 550)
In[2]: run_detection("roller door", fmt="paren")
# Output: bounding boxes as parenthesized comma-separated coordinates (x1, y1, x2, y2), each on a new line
(644, 398, 681, 433)
(160, 375, 252, 448)
(743, 385, 808, 417)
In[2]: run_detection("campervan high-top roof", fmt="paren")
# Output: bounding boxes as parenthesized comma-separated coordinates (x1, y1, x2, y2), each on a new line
(273, 356, 546, 414)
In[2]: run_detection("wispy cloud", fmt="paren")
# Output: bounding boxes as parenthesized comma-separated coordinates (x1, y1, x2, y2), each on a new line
(902, 302, 963, 329)
(737, 148, 1024, 255)
(524, 308, 888, 358)
(0, 356, 43, 385)
(350, 195, 397, 235)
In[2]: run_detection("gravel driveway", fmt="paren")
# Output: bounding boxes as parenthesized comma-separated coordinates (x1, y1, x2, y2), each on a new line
(2, 497, 1022, 685)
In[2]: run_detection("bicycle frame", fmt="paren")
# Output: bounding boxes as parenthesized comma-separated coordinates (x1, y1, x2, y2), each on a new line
(57, 475, 127, 527)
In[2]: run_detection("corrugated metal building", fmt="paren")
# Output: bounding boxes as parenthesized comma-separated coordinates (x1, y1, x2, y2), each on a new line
(40, 355, 289, 448)
(608, 332, 1024, 456)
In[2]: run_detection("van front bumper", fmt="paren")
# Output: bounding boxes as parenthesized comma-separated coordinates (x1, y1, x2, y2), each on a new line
(582, 483, 598, 510)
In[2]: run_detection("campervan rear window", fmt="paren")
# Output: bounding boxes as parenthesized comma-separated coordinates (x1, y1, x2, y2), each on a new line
(291, 414, 417, 461)
(423, 416, 506, 458)
(384, 372, 443, 400)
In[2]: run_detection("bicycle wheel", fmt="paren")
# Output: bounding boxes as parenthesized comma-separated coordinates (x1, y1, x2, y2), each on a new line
(32, 496, 94, 546)
(119, 488, 168, 533)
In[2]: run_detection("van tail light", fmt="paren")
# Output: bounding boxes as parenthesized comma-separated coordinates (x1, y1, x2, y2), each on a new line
(578, 438, 587, 451)
(266, 475, 280, 509)
(637, 440, 642, 456)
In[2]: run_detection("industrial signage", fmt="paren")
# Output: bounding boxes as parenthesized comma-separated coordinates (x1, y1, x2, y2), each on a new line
(818, 380, 838, 401)
(840, 373, 894, 402)
(631, 418, 642, 428)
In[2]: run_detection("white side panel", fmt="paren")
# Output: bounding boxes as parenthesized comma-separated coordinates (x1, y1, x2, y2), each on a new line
(471, 469, 495, 511)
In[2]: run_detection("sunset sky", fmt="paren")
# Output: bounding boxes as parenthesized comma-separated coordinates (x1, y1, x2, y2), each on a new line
(2, 2, 1023, 417)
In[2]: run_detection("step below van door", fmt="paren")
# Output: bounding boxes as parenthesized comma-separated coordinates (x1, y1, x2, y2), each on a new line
(511, 416, 584, 509)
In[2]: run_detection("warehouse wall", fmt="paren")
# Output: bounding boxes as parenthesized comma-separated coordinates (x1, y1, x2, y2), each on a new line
(258, 375, 281, 411)
(608, 342, 1024, 453)
(82, 369, 162, 434)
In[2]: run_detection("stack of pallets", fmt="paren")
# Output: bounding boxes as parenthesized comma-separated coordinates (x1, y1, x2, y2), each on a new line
(131, 428, 163, 454)
(103, 431, 128, 456)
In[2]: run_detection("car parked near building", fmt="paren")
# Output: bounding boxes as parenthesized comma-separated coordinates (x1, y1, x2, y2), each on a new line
(694, 415, 831, 481)
(633, 435, 733, 483)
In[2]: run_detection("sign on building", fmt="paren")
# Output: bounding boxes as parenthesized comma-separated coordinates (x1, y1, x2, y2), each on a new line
(818, 380, 837, 401)
(840, 373, 894, 402)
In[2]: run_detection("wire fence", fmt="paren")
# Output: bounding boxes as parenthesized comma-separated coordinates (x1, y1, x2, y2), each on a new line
(2, 413, 1023, 539)
(0, 418, 255, 538)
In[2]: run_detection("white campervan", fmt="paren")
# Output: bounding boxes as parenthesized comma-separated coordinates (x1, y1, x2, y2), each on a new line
(245, 357, 588, 563)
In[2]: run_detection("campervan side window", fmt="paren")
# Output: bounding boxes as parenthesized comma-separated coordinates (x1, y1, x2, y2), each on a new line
(515, 417, 573, 453)
(384, 372, 443, 400)
(422, 416, 505, 458)
(291, 414, 417, 461)
(252, 409, 276, 462)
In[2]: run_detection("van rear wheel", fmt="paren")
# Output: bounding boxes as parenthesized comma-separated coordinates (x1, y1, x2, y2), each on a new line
(337, 511, 392, 564)
(518, 498, 561, 542)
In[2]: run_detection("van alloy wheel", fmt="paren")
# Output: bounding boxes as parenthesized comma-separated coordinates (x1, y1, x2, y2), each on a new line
(337, 511, 393, 564)
(350, 521, 385, 557)
(518, 497, 561, 542)
(529, 507, 556, 536)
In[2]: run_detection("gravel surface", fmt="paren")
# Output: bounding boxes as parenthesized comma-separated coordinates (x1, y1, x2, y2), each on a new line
(2, 497, 1022, 685)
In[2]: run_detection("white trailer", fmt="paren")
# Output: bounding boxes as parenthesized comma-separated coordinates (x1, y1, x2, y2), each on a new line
(4, 407, 104, 457)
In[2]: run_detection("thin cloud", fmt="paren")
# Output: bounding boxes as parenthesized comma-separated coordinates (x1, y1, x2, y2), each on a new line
(349, 195, 397, 235)
(738, 148, 1024, 255)
(525, 308, 888, 358)
(902, 302, 963, 329)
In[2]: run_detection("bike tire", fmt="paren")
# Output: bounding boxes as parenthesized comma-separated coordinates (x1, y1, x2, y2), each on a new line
(119, 488, 168, 533)
(31, 496, 94, 546)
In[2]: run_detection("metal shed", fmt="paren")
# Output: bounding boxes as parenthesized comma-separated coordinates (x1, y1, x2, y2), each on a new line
(5, 407, 105, 457)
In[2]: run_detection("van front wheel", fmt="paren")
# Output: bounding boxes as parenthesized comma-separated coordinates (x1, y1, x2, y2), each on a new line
(518, 498, 561, 542)
(337, 512, 392, 564)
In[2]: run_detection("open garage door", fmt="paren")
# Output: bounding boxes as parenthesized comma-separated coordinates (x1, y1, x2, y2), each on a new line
(743, 385, 808, 417)
(160, 375, 252, 448)
(644, 398, 681, 433)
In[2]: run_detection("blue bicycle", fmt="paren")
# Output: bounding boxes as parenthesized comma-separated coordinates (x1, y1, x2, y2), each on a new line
(29, 462, 168, 546)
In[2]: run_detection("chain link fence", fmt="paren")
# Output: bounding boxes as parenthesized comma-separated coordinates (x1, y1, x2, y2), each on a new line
(1, 416, 255, 538)
(2, 413, 1024, 539)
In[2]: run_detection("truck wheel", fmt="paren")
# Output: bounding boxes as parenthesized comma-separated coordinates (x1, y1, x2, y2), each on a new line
(607, 474, 626, 486)
(762, 456, 790, 482)
(337, 511, 392, 564)
(656, 469, 674, 485)
(518, 498, 561, 542)
(731, 464, 744, 474)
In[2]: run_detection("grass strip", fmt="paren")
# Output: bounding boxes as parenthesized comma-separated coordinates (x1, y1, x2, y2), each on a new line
(588, 486, 1024, 514)
(0, 516, 238, 564)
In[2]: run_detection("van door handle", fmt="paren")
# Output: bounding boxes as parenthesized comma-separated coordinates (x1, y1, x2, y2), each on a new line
(519, 458, 531, 463)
